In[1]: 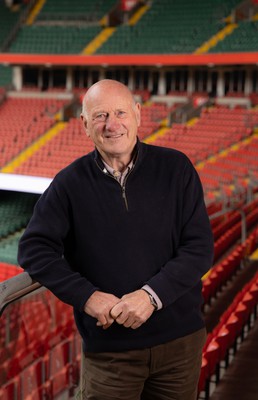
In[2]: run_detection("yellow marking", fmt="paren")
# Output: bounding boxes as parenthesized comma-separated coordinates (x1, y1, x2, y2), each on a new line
(81, 27, 115, 55)
(208, 155, 218, 162)
(224, 15, 233, 23)
(250, 248, 258, 260)
(186, 117, 198, 127)
(144, 127, 170, 144)
(253, 13, 258, 21)
(202, 270, 211, 281)
(194, 23, 238, 54)
(129, 4, 150, 26)
(99, 15, 108, 27)
(160, 118, 169, 127)
(1, 122, 67, 173)
(231, 143, 240, 151)
(196, 128, 258, 169)
(26, 0, 46, 25)
(196, 161, 205, 170)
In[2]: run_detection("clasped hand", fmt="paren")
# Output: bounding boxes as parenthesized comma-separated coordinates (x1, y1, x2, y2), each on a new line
(84, 289, 156, 330)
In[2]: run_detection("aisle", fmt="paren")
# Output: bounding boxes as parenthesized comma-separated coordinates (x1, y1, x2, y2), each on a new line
(203, 259, 258, 399)
(209, 320, 258, 400)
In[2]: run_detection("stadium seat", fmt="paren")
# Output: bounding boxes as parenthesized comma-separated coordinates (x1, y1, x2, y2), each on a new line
(0, 376, 20, 400)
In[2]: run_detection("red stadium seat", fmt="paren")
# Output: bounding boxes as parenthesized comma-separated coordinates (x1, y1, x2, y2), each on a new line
(0, 376, 20, 400)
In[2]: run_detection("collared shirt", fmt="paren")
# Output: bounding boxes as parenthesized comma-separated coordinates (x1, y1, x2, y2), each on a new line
(102, 159, 134, 187)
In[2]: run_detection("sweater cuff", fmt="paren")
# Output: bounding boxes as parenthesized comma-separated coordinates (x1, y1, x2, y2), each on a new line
(142, 284, 163, 310)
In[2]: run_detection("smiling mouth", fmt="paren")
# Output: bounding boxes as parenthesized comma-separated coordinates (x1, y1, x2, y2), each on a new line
(105, 133, 125, 139)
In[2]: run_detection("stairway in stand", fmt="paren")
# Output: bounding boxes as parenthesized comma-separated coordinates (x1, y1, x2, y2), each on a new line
(206, 260, 258, 400)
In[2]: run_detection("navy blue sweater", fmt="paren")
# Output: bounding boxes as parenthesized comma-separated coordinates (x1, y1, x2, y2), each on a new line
(18, 141, 214, 352)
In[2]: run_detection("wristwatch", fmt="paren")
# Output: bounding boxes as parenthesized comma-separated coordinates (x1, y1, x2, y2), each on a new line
(142, 289, 158, 310)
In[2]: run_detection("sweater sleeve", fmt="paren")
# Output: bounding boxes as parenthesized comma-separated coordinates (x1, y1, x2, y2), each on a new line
(146, 159, 214, 308)
(18, 179, 98, 312)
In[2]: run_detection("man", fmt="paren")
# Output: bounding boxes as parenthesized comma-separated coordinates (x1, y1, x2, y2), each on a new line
(18, 79, 214, 400)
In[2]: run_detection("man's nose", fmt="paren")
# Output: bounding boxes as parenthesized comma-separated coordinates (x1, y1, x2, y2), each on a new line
(105, 115, 120, 130)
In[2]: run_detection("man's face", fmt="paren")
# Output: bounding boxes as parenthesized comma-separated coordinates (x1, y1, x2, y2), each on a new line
(81, 82, 141, 161)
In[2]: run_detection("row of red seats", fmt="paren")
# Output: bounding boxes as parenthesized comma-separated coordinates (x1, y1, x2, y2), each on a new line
(0, 263, 22, 282)
(0, 289, 79, 399)
(198, 135, 258, 197)
(152, 106, 258, 168)
(0, 333, 81, 400)
(202, 227, 258, 305)
(212, 198, 258, 242)
(0, 97, 68, 168)
(198, 271, 258, 398)
(213, 204, 258, 262)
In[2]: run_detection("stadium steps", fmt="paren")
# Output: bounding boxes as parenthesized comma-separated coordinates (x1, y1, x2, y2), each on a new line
(128, 3, 150, 26)
(1, 122, 67, 174)
(201, 253, 258, 400)
(144, 127, 170, 144)
(194, 23, 238, 54)
(186, 117, 199, 126)
(81, 27, 116, 55)
(209, 315, 258, 400)
(26, 0, 46, 25)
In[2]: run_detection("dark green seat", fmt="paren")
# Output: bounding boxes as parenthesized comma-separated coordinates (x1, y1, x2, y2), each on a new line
(96, 0, 241, 54)
(209, 20, 258, 53)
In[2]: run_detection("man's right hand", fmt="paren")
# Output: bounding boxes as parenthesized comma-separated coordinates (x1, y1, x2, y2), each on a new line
(84, 291, 120, 329)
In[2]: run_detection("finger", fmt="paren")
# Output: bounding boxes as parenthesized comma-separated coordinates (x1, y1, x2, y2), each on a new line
(96, 314, 115, 327)
(96, 315, 107, 327)
(110, 303, 123, 319)
(102, 322, 113, 330)
(130, 320, 143, 329)
(123, 317, 135, 328)
(105, 316, 115, 328)
(115, 314, 126, 325)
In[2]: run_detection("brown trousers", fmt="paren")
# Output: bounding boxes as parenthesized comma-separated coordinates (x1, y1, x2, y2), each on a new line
(76, 328, 206, 400)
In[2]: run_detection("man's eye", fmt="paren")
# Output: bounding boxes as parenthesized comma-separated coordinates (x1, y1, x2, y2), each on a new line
(117, 111, 126, 118)
(94, 113, 107, 121)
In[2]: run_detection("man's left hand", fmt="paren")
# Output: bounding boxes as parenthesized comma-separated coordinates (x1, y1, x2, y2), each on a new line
(110, 289, 156, 329)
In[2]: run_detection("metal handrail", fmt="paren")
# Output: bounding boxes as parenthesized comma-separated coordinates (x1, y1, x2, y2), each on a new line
(0, 272, 42, 316)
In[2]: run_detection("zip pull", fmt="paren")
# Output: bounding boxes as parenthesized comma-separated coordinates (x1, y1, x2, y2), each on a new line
(122, 186, 129, 211)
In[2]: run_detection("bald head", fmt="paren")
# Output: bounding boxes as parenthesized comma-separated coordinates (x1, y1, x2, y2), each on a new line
(81, 79, 136, 117)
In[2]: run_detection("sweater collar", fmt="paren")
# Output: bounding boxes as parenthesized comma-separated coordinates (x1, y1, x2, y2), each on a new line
(93, 137, 142, 173)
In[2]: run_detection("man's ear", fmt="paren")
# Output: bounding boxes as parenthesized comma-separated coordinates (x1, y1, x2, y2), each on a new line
(81, 114, 90, 137)
(135, 102, 141, 127)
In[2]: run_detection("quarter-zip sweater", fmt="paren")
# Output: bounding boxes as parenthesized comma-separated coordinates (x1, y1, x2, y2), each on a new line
(18, 141, 214, 352)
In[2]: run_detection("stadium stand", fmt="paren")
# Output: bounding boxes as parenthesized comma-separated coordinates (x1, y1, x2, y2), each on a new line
(36, 0, 118, 22)
(0, 65, 12, 87)
(8, 25, 102, 54)
(0, 190, 39, 264)
(96, 0, 241, 54)
(0, 96, 69, 169)
(0, 1, 25, 50)
(0, 0, 258, 398)
(209, 20, 258, 53)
